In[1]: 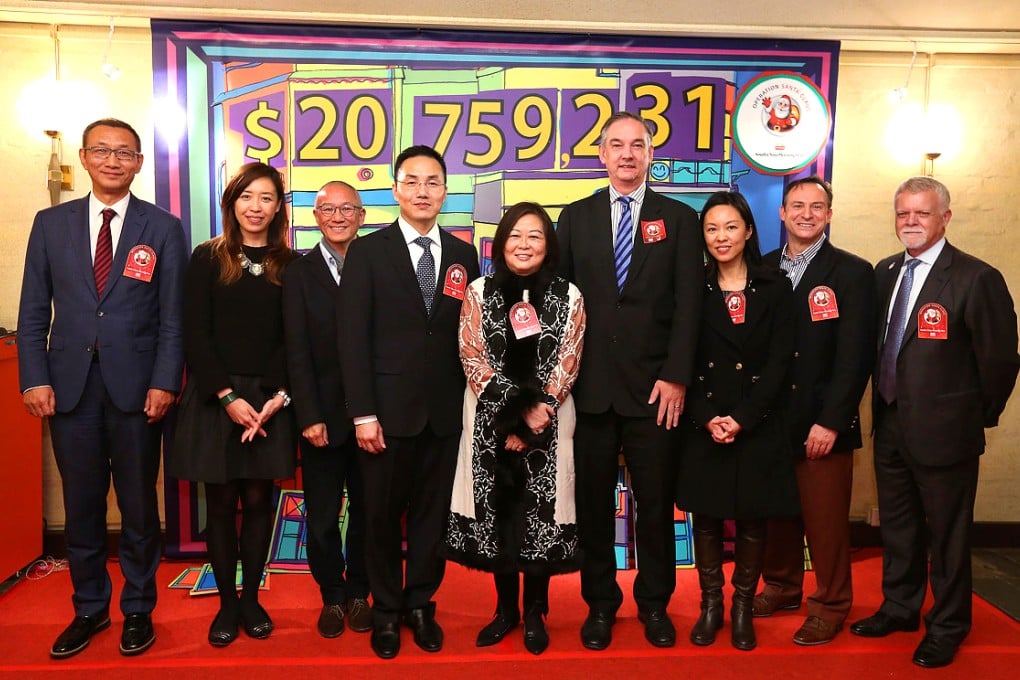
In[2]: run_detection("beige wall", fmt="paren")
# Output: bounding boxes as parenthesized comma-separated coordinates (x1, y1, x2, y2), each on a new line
(1, 23, 1017, 529)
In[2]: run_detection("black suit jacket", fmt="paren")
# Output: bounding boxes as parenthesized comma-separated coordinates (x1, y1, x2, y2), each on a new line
(874, 241, 1018, 466)
(557, 187, 703, 416)
(764, 239, 876, 456)
(337, 222, 480, 438)
(283, 247, 351, 441)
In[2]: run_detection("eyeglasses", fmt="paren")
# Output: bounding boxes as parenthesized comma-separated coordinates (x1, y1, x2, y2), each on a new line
(396, 180, 445, 192)
(83, 146, 141, 161)
(315, 203, 364, 218)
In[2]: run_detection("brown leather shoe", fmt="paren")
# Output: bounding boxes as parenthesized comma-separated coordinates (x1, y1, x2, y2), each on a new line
(792, 616, 842, 646)
(752, 591, 801, 617)
(345, 597, 373, 633)
(317, 604, 345, 638)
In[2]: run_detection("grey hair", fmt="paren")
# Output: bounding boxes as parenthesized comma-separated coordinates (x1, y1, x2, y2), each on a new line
(895, 176, 951, 212)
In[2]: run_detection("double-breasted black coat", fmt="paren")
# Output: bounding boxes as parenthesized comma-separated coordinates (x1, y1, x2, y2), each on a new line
(676, 263, 800, 519)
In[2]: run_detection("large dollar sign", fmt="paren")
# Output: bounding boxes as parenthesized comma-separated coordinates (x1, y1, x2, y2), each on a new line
(245, 101, 283, 164)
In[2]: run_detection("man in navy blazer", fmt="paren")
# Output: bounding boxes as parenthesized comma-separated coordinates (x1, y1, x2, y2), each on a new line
(18, 118, 188, 659)
(756, 177, 876, 646)
(337, 146, 479, 659)
(283, 181, 371, 637)
(850, 177, 1018, 668)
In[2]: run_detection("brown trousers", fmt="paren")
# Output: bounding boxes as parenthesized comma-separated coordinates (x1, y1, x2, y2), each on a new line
(760, 451, 854, 625)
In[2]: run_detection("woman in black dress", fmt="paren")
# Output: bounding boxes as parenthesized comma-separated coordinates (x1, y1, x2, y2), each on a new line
(676, 191, 798, 651)
(169, 162, 298, 646)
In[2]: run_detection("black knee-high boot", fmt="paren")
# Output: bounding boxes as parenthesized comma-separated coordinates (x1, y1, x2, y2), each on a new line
(731, 519, 767, 651)
(690, 515, 725, 646)
(476, 572, 520, 647)
(522, 572, 550, 655)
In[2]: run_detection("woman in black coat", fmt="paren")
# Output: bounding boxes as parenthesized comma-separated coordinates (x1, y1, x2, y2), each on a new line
(676, 191, 799, 651)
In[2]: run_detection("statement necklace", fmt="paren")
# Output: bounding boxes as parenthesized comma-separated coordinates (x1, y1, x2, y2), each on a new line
(239, 252, 265, 277)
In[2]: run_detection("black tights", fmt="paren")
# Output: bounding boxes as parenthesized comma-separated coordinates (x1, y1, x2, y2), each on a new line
(204, 479, 275, 610)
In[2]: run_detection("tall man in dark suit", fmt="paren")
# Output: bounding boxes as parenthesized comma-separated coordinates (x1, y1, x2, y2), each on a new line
(283, 181, 371, 638)
(18, 118, 188, 658)
(850, 177, 1018, 668)
(337, 146, 479, 659)
(755, 176, 876, 645)
(557, 112, 703, 649)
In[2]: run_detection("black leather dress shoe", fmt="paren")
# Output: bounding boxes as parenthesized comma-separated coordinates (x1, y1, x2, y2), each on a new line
(638, 608, 676, 647)
(208, 607, 240, 647)
(120, 613, 155, 656)
(405, 604, 443, 652)
(580, 610, 615, 650)
(371, 621, 401, 659)
(476, 611, 519, 647)
(51, 611, 111, 659)
(849, 611, 920, 638)
(913, 635, 959, 668)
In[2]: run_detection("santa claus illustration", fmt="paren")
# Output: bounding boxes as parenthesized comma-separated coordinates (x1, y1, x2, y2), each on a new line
(762, 94, 800, 132)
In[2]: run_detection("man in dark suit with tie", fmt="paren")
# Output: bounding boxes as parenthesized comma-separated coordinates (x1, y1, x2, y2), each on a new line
(850, 176, 1018, 668)
(556, 112, 703, 649)
(755, 176, 876, 645)
(18, 118, 188, 659)
(337, 145, 479, 659)
(283, 181, 371, 638)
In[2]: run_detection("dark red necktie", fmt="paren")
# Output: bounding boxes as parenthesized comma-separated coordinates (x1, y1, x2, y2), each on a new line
(94, 208, 115, 296)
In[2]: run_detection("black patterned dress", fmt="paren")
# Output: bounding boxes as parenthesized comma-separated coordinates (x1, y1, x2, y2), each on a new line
(445, 273, 586, 574)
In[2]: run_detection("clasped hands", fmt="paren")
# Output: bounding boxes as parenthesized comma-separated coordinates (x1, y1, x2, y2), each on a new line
(706, 415, 742, 444)
(223, 393, 285, 443)
(505, 402, 554, 452)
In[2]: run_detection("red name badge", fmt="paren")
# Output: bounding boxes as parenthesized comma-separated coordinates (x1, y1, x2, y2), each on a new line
(641, 219, 667, 244)
(725, 291, 746, 325)
(509, 301, 541, 339)
(443, 264, 468, 300)
(808, 285, 840, 321)
(917, 302, 949, 340)
(123, 245, 156, 283)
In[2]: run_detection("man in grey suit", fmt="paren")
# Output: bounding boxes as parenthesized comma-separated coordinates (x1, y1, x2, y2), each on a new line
(18, 118, 188, 659)
(850, 176, 1018, 668)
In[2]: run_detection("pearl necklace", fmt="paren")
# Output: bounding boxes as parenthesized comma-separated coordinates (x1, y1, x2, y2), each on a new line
(239, 252, 265, 276)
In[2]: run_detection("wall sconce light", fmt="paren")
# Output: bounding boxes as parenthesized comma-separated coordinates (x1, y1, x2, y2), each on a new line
(44, 26, 73, 207)
(888, 42, 917, 104)
(101, 17, 121, 81)
(923, 152, 942, 177)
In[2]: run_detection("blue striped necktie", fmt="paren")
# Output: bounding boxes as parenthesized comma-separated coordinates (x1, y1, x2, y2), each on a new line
(614, 196, 634, 293)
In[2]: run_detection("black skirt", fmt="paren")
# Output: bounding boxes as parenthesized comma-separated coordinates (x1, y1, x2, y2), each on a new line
(167, 374, 297, 483)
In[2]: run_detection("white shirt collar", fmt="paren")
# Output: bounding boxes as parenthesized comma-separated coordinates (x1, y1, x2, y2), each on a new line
(397, 216, 441, 245)
(905, 236, 947, 267)
(88, 192, 131, 219)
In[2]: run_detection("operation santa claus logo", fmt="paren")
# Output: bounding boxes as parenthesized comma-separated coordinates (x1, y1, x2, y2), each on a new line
(732, 72, 832, 175)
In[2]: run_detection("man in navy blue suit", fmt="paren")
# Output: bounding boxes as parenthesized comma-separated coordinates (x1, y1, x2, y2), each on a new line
(17, 118, 188, 659)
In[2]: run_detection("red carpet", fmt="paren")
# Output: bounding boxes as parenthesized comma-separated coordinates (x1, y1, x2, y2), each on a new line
(1, 549, 1017, 678)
